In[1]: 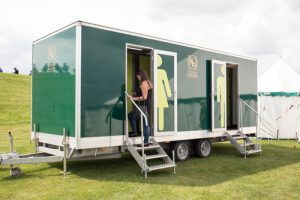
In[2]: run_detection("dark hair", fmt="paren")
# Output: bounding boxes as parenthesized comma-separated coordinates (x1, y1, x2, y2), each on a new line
(137, 69, 150, 82)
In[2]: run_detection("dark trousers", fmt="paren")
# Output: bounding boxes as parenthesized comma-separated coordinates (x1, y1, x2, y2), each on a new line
(128, 106, 150, 144)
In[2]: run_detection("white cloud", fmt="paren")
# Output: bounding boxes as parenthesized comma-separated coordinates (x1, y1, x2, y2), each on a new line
(0, 0, 300, 75)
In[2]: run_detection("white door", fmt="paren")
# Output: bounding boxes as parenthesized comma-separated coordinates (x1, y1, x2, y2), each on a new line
(211, 60, 227, 132)
(153, 50, 177, 136)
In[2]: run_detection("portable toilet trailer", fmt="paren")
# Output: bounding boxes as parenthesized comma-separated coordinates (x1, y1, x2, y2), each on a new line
(31, 21, 261, 176)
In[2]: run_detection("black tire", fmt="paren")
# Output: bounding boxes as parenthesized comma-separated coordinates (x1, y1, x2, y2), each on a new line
(194, 139, 212, 158)
(172, 141, 191, 161)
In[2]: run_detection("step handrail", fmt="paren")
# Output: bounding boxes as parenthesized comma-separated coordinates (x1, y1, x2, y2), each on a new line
(125, 92, 148, 172)
(239, 98, 277, 139)
(125, 92, 148, 127)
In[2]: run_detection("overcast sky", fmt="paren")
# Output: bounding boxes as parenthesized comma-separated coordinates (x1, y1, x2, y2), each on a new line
(1, 0, 300, 76)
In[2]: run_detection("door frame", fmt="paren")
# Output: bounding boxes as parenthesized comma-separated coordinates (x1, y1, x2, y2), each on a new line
(153, 49, 177, 136)
(226, 62, 240, 131)
(125, 43, 153, 138)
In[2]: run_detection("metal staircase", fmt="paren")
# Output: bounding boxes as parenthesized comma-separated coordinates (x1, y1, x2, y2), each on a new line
(125, 93, 176, 178)
(126, 138, 176, 178)
(225, 98, 265, 158)
(225, 131, 262, 158)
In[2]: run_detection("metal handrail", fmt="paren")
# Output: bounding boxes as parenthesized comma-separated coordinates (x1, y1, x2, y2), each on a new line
(125, 92, 148, 170)
(125, 92, 148, 127)
(239, 98, 277, 140)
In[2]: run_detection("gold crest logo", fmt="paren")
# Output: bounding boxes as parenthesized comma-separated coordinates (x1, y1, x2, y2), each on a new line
(187, 55, 199, 79)
(187, 55, 198, 70)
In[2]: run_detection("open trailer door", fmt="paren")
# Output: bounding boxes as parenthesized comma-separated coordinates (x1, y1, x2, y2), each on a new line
(211, 60, 227, 132)
(153, 50, 177, 136)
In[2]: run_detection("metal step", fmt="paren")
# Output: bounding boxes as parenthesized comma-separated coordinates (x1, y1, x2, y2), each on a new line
(126, 137, 176, 178)
(225, 131, 262, 157)
(134, 144, 160, 151)
(146, 154, 168, 160)
(148, 163, 176, 172)
(241, 142, 255, 147)
(242, 149, 263, 155)
(232, 135, 247, 140)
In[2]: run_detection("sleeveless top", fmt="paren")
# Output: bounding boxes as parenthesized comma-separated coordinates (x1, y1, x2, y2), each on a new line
(139, 80, 152, 109)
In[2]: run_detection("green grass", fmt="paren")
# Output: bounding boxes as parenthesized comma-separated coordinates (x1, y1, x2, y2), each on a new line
(1, 73, 300, 200)
(0, 73, 31, 154)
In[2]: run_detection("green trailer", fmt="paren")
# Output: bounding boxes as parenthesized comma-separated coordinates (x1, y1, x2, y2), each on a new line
(28, 21, 261, 176)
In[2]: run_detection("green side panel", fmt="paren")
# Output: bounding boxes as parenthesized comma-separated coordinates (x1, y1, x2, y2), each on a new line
(32, 27, 76, 136)
(238, 55, 258, 128)
(240, 94, 257, 127)
(81, 27, 126, 137)
(80, 25, 257, 137)
(176, 55, 210, 132)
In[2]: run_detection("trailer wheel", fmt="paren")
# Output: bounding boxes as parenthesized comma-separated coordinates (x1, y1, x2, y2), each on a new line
(173, 141, 191, 161)
(194, 139, 212, 158)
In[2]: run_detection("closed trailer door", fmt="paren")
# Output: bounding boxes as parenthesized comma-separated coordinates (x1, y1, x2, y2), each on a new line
(153, 50, 177, 136)
(211, 60, 227, 132)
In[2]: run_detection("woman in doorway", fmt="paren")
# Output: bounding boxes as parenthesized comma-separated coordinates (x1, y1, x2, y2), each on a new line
(127, 69, 153, 146)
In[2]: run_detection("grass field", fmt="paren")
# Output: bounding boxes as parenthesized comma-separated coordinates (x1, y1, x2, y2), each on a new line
(1, 73, 300, 200)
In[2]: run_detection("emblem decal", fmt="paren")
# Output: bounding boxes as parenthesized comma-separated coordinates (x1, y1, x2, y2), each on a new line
(187, 55, 198, 79)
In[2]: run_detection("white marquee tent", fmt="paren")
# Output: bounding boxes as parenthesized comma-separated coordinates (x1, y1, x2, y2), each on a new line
(258, 60, 300, 140)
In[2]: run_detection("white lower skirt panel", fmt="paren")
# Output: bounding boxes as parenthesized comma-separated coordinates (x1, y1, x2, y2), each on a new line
(32, 127, 256, 149)
(31, 132, 76, 149)
(78, 135, 125, 149)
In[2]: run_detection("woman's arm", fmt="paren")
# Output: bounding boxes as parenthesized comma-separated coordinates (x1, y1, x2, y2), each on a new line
(128, 81, 148, 101)
(141, 81, 149, 100)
